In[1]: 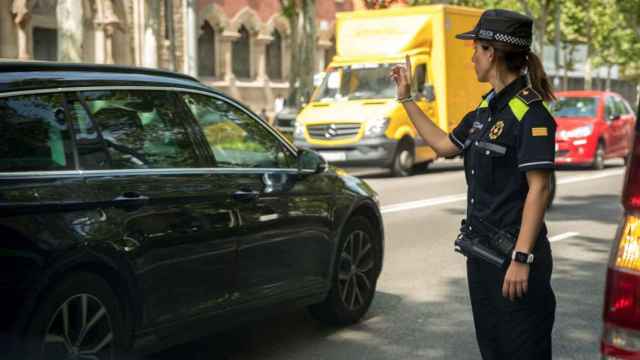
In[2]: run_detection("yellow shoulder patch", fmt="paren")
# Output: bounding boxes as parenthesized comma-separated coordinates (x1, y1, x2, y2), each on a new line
(531, 127, 548, 137)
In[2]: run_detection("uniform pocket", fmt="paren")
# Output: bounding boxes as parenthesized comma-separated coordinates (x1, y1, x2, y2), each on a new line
(473, 142, 507, 190)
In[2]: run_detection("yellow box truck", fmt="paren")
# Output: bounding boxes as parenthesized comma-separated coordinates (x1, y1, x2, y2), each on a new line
(293, 5, 490, 176)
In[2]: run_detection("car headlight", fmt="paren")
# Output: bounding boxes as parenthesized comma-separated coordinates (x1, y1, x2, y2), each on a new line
(365, 117, 390, 137)
(294, 121, 305, 138)
(560, 125, 593, 139)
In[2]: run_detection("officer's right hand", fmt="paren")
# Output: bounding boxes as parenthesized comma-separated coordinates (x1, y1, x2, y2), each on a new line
(390, 57, 411, 99)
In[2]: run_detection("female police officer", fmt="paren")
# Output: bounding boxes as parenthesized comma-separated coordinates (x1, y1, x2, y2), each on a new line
(391, 9, 556, 360)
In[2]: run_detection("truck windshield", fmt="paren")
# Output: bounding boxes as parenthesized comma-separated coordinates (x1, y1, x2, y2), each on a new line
(311, 63, 399, 102)
(551, 97, 598, 118)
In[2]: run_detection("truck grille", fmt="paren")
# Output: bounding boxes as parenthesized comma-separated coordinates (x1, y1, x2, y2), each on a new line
(307, 123, 361, 141)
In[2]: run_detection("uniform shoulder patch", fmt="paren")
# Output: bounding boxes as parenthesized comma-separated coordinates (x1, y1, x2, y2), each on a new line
(516, 87, 542, 105)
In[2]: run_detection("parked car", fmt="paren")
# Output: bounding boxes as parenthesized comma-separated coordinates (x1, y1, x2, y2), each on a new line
(601, 97, 640, 358)
(0, 62, 385, 359)
(273, 105, 300, 140)
(553, 91, 636, 169)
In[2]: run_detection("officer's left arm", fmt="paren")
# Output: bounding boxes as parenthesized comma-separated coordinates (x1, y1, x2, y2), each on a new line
(503, 104, 556, 301)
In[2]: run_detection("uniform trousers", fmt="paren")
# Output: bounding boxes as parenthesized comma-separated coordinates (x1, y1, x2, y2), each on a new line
(467, 238, 556, 360)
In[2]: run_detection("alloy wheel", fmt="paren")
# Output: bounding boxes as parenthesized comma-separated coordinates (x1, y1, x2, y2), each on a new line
(337, 230, 376, 311)
(42, 294, 114, 360)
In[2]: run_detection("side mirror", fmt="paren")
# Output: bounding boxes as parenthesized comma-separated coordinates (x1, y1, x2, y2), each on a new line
(297, 148, 328, 175)
(421, 84, 436, 102)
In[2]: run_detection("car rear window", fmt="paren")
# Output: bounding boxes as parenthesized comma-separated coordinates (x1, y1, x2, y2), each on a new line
(0, 94, 74, 172)
(551, 97, 598, 118)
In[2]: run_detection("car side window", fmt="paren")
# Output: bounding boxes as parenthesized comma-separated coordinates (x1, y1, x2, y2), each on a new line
(615, 97, 630, 116)
(605, 97, 617, 121)
(78, 90, 202, 169)
(0, 94, 74, 172)
(182, 93, 295, 168)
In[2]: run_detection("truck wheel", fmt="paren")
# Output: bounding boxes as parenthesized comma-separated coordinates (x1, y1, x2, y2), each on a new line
(592, 143, 605, 170)
(23, 273, 129, 360)
(308, 216, 381, 326)
(413, 160, 433, 174)
(390, 142, 414, 177)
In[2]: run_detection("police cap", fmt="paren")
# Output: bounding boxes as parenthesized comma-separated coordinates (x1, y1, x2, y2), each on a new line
(456, 9, 533, 49)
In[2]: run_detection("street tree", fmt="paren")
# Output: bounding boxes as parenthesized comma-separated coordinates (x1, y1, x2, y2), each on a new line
(279, 0, 317, 108)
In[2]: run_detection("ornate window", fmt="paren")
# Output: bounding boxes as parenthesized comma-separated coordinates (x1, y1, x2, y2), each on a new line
(198, 21, 216, 77)
(232, 26, 251, 79)
(266, 30, 283, 80)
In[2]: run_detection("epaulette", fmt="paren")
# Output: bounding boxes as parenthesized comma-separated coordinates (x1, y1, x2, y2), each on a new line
(516, 87, 542, 105)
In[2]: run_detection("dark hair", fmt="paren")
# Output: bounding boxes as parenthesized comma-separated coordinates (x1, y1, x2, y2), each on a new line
(484, 41, 556, 102)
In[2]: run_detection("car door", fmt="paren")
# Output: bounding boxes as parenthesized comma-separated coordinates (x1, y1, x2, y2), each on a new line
(181, 92, 335, 307)
(605, 96, 625, 155)
(615, 97, 636, 155)
(67, 89, 238, 328)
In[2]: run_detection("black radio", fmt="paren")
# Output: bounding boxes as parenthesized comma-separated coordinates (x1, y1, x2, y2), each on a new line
(454, 219, 518, 268)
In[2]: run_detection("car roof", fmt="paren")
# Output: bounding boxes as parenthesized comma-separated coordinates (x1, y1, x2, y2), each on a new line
(0, 61, 219, 95)
(555, 90, 622, 99)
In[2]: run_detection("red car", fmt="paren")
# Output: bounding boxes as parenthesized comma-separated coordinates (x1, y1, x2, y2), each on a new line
(601, 98, 640, 358)
(553, 91, 636, 169)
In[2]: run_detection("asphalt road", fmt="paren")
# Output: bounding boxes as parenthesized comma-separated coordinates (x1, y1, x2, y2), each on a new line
(152, 159, 627, 360)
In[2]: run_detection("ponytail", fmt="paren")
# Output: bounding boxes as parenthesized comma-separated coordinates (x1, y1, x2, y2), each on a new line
(486, 40, 556, 102)
(526, 52, 556, 102)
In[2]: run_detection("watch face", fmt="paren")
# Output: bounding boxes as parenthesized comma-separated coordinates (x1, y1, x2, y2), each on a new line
(514, 252, 529, 263)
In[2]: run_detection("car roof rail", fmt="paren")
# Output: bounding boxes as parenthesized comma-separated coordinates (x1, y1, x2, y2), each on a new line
(0, 61, 200, 83)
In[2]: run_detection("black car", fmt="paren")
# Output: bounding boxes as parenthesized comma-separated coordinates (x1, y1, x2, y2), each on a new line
(0, 62, 384, 359)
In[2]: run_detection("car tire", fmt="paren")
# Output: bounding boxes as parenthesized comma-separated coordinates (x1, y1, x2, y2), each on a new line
(593, 143, 605, 170)
(22, 273, 129, 360)
(309, 216, 381, 326)
(390, 141, 415, 177)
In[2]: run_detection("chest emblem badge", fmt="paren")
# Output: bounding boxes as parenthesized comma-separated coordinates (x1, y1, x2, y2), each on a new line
(489, 121, 504, 140)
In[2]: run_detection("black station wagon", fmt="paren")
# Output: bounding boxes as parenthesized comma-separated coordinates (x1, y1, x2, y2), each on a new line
(0, 62, 384, 359)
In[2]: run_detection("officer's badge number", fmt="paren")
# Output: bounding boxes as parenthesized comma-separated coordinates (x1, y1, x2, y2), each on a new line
(489, 121, 504, 140)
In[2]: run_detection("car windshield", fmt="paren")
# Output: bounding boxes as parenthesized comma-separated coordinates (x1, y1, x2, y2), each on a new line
(311, 63, 398, 102)
(551, 97, 598, 118)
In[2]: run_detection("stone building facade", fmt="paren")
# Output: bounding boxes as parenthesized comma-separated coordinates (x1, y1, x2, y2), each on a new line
(0, 0, 356, 113)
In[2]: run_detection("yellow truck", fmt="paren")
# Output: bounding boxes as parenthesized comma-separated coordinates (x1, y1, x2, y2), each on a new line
(293, 5, 490, 176)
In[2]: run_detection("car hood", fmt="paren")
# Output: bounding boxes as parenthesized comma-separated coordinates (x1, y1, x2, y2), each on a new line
(555, 117, 595, 131)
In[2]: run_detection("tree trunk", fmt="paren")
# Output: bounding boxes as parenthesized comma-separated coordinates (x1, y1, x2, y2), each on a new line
(299, 0, 316, 105)
(57, 0, 84, 62)
(584, 4, 593, 91)
(285, 5, 300, 107)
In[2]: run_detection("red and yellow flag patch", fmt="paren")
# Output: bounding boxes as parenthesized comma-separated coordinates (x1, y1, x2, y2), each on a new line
(531, 127, 548, 137)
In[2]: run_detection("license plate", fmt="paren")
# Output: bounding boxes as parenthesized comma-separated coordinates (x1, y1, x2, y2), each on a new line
(319, 151, 346, 162)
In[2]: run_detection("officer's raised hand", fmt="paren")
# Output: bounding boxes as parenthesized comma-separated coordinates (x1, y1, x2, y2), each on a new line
(390, 56, 411, 99)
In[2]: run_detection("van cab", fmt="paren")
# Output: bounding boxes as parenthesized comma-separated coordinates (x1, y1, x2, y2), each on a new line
(294, 5, 490, 176)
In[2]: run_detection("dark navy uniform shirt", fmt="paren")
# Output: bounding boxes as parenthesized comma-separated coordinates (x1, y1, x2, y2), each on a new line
(449, 76, 557, 238)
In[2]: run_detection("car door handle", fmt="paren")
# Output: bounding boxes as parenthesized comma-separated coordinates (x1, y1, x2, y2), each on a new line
(232, 190, 259, 202)
(113, 192, 149, 209)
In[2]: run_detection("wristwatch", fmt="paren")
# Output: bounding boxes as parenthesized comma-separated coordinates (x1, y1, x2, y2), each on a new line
(512, 251, 534, 264)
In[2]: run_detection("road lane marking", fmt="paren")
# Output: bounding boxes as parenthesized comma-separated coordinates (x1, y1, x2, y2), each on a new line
(549, 232, 580, 242)
(381, 193, 466, 214)
(380, 168, 625, 214)
(557, 168, 625, 185)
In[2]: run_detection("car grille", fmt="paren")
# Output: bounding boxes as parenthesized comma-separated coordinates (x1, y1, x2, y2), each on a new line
(307, 123, 361, 141)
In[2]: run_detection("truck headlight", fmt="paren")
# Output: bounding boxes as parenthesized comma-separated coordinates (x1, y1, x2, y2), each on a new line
(365, 117, 389, 137)
(294, 121, 305, 139)
(560, 125, 593, 139)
